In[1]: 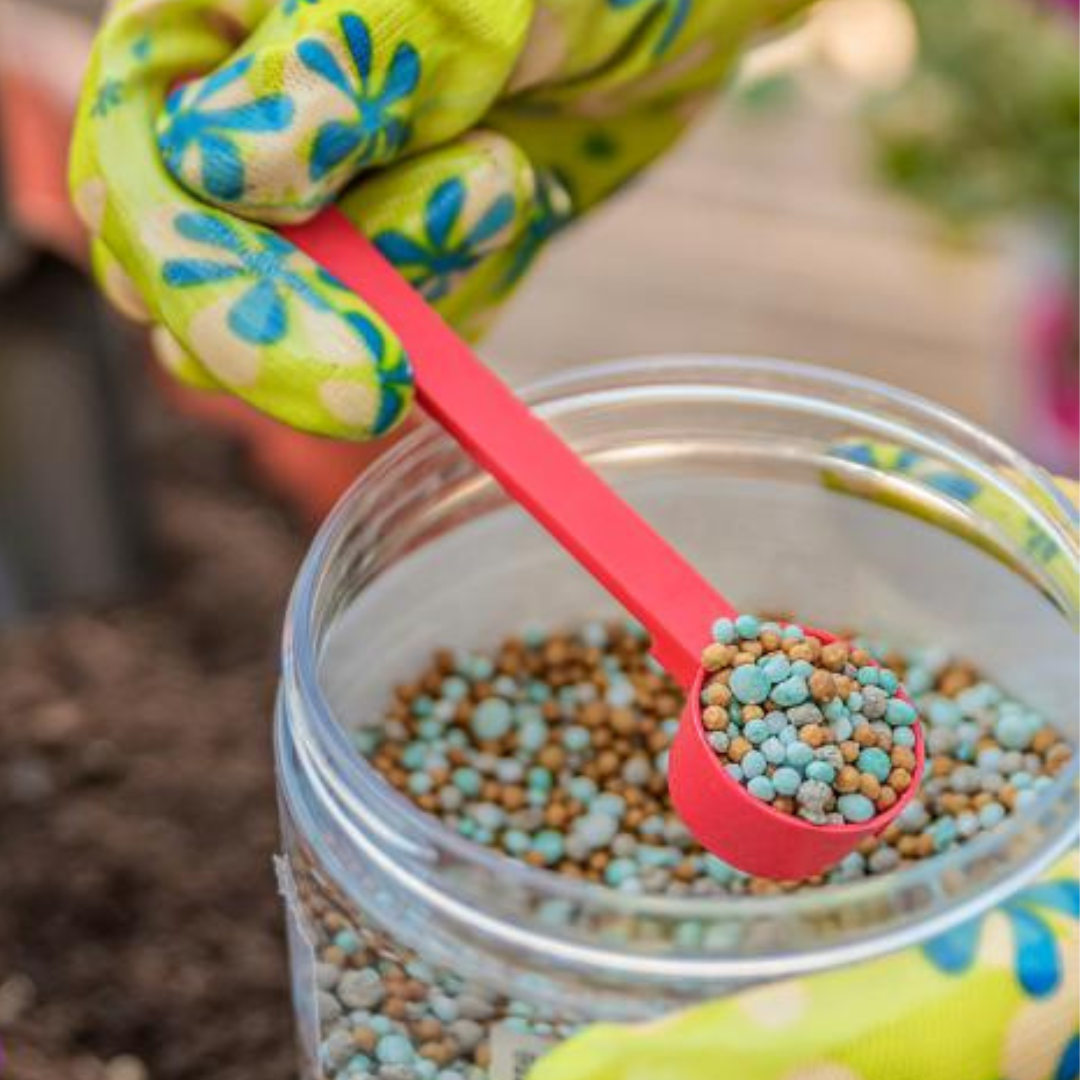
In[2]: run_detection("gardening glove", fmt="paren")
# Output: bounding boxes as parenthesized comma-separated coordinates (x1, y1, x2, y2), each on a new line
(823, 441, 1079, 612)
(530, 855, 1079, 1080)
(70, 0, 809, 441)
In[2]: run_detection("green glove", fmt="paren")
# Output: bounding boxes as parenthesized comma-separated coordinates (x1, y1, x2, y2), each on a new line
(530, 855, 1079, 1080)
(70, 0, 807, 441)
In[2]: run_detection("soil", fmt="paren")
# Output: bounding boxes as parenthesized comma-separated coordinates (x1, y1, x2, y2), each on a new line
(0, 410, 309, 1080)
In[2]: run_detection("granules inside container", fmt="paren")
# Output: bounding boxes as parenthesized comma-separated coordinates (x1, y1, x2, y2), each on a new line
(277, 360, 1079, 1080)
(356, 620, 1071, 895)
(287, 618, 1073, 1080)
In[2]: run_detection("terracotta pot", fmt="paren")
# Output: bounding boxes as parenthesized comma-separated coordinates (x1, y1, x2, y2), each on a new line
(0, 2, 90, 261)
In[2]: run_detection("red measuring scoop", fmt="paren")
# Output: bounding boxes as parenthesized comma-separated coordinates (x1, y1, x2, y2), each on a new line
(283, 209, 925, 880)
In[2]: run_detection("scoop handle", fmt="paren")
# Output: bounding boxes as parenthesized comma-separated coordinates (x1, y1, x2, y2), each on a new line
(283, 209, 736, 687)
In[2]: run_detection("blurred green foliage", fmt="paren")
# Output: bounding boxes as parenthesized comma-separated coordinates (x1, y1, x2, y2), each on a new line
(868, 0, 1078, 267)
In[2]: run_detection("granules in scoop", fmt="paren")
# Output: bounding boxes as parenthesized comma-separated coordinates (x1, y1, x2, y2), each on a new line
(701, 615, 918, 826)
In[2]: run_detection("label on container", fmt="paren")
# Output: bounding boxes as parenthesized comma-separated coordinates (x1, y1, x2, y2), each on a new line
(491, 1023, 557, 1080)
(274, 855, 321, 1073)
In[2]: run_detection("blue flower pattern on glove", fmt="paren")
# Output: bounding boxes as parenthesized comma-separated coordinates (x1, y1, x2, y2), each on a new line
(131, 34, 152, 62)
(315, 270, 415, 435)
(924, 877, 1080, 998)
(924, 471, 982, 502)
(501, 169, 574, 292)
(1054, 1033, 1080, 1080)
(828, 440, 1075, 576)
(161, 213, 408, 432)
(159, 58, 294, 202)
(374, 178, 515, 300)
(92, 78, 125, 117)
(162, 211, 331, 346)
(300, 14, 421, 182)
(608, 0, 692, 56)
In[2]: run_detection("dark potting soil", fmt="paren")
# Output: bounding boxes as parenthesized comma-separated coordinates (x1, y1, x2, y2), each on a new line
(0, 414, 307, 1080)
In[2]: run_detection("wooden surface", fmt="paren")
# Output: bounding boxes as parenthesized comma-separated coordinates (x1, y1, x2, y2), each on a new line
(486, 96, 1015, 432)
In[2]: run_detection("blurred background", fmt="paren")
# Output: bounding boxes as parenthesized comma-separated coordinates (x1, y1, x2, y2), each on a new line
(0, 1, 1076, 1078)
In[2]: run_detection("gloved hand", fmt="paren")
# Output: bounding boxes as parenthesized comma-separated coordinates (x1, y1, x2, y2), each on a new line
(70, 0, 807, 440)
(529, 855, 1079, 1080)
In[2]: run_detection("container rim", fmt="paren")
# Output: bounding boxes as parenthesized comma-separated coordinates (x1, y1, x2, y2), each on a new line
(282, 354, 1079, 982)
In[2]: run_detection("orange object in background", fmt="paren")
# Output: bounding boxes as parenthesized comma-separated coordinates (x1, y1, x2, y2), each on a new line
(157, 372, 416, 522)
(0, 0, 90, 262)
(0, 0, 390, 523)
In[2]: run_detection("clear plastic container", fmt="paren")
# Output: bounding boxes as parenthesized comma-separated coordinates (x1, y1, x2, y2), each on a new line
(275, 357, 1078, 1080)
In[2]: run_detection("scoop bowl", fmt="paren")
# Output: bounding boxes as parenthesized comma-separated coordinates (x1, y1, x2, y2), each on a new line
(669, 626, 927, 881)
